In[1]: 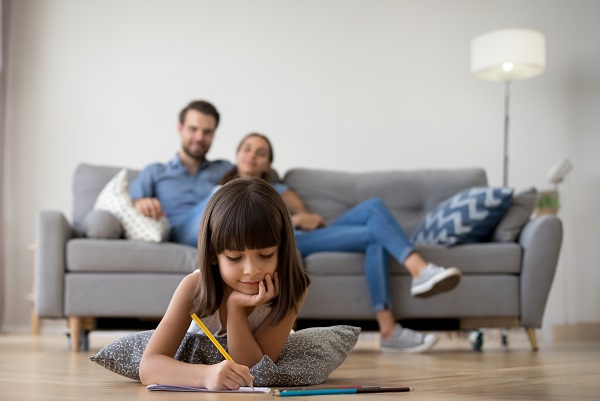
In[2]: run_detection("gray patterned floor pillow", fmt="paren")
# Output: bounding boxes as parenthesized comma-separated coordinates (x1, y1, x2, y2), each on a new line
(90, 325, 360, 386)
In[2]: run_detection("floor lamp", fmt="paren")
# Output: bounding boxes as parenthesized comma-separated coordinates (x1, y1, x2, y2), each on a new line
(470, 28, 546, 187)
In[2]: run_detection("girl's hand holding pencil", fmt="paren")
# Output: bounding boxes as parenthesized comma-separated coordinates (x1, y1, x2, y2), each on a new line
(203, 360, 255, 391)
(191, 314, 254, 390)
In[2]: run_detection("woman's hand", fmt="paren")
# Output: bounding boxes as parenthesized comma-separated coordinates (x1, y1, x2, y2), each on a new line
(203, 360, 254, 390)
(228, 272, 279, 308)
(292, 212, 325, 231)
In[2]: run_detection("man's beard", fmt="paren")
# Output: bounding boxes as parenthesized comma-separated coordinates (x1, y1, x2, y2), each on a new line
(182, 144, 207, 162)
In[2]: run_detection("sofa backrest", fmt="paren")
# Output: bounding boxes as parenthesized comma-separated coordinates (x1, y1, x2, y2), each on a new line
(72, 163, 140, 230)
(283, 168, 488, 237)
(72, 163, 488, 238)
(71, 163, 281, 231)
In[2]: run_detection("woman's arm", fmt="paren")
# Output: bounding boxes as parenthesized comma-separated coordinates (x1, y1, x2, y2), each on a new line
(281, 190, 325, 231)
(139, 272, 253, 389)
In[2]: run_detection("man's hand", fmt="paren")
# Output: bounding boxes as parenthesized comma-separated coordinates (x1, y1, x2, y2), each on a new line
(228, 272, 279, 309)
(292, 212, 325, 231)
(132, 197, 165, 219)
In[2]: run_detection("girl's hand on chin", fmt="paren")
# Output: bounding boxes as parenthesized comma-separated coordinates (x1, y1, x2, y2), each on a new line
(228, 272, 279, 308)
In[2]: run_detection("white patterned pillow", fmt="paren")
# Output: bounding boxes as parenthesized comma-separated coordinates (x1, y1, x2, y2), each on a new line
(94, 169, 169, 242)
(90, 325, 360, 386)
(413, 186, 513, 246)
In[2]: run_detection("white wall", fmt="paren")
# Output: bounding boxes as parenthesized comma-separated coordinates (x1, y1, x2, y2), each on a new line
(3, 0, 599, 338)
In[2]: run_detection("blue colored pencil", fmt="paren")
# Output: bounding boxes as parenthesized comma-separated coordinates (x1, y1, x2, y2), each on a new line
(272, 387, 411, 396)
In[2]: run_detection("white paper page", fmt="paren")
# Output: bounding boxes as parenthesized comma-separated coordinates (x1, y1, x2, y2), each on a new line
(147, 384, 271, 393)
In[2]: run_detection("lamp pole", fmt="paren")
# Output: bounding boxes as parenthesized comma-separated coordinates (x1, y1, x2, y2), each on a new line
(470, 28, 546, 188)
(503, 81, 511, 187)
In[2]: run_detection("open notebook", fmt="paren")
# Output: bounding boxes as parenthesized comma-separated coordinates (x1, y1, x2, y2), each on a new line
(147, 384, 271, 393)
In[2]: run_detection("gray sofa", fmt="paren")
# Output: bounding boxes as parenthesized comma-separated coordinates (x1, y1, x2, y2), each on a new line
(35, 163, 562, 351)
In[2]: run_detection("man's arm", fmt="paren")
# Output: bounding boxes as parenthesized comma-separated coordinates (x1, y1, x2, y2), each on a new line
(130, 165, 164, 219)
(132, 198, 165, 219)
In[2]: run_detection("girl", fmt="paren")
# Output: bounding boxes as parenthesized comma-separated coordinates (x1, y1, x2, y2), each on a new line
(139, 177, 310, 389)
(224, 133, 462, 353)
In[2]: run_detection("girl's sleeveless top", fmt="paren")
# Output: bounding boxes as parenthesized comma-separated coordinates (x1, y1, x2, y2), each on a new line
(187, 303, 272, 338)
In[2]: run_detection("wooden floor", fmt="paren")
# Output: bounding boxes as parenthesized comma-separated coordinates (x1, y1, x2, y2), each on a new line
(1, 329, 599, 400)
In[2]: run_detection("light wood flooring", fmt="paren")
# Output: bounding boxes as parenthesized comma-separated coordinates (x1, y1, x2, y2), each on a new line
(1, 329, 599, 400)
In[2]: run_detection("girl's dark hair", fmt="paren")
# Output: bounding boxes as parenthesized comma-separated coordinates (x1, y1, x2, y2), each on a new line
(220, 133, 274, 185)
(192, 177, 309, 326)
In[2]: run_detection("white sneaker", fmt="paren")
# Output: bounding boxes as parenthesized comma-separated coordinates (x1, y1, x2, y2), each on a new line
(380, 324, 438, 353)
(411, 263, 461, 298)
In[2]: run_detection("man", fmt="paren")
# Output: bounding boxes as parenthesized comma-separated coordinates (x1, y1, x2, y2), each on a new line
(130, 100, 233, 246)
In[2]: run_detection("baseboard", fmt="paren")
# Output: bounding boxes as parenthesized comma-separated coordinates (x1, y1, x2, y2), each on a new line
(0, 319, 67, 335)
(553, 322, 600, 342)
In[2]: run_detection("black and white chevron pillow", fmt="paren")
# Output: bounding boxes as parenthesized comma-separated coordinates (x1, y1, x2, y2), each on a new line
(413, 187, 513, 246)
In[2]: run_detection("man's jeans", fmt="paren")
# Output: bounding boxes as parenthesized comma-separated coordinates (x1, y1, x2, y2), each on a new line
(170, 193, 213, 247)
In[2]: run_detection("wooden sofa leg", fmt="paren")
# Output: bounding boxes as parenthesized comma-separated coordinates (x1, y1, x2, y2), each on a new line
(68, 316, 82, 352)
(525, 328, 539, 351)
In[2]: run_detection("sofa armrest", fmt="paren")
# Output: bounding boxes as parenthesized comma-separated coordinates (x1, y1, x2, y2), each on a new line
(518, 214, 563, 328)
(35, 210, 73, 318)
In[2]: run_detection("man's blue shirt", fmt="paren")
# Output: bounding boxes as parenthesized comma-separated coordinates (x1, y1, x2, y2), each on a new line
(129, 153, 233, 227)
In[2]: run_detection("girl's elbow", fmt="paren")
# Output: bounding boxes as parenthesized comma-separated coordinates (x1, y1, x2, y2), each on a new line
(138, 358, 153, 385)
(266, 351, 282, 364)
(139, 375, 151, 386)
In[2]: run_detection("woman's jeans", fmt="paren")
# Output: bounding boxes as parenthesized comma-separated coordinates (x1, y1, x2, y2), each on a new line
(294, 198, 415, 312)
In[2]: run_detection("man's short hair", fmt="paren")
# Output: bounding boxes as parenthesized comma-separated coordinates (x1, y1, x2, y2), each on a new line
(179, 100, 220, 128)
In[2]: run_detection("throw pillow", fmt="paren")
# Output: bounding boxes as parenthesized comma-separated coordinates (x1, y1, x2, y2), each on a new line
(82, 209, 124, 239)
(93, 169, 169, 242)
(90, 325, 360, 386)
(250, 325, 360, 386)
(412, 186, 513, 246)
(491, 187, 537, 242)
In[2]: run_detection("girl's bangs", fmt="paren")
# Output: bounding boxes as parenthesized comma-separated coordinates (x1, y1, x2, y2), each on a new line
(210, 194, 282, 254)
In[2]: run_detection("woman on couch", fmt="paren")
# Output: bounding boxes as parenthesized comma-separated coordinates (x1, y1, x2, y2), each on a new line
(174, 133, 462, 353)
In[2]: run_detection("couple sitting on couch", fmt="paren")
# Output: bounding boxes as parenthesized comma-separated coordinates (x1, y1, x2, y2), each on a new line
(129, 99, 462, 353)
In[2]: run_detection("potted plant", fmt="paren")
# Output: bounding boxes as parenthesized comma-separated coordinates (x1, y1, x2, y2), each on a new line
(534, 189, 559, 216)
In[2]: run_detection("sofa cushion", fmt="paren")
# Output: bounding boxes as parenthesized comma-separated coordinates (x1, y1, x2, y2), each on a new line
(284, 168, 487, 235)
(492, 187, 537, 242)
(284, 169, 358, 225)
(353, 169, 489, 236)
(412, 187, 513, 246)
(299, 275, 520, 320)
(65, 273, 183, 316)
(73, 163, 140, 231)
(67, 239, 197, 273)
(82, 210, 124, 239)
(302, 242, 522, 276)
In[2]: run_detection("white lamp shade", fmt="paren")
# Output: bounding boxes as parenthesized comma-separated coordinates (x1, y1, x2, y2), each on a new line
(471, 28, 546, 82)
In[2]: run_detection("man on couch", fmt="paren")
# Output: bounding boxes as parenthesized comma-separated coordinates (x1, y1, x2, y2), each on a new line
(129, 100, 233, 245)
